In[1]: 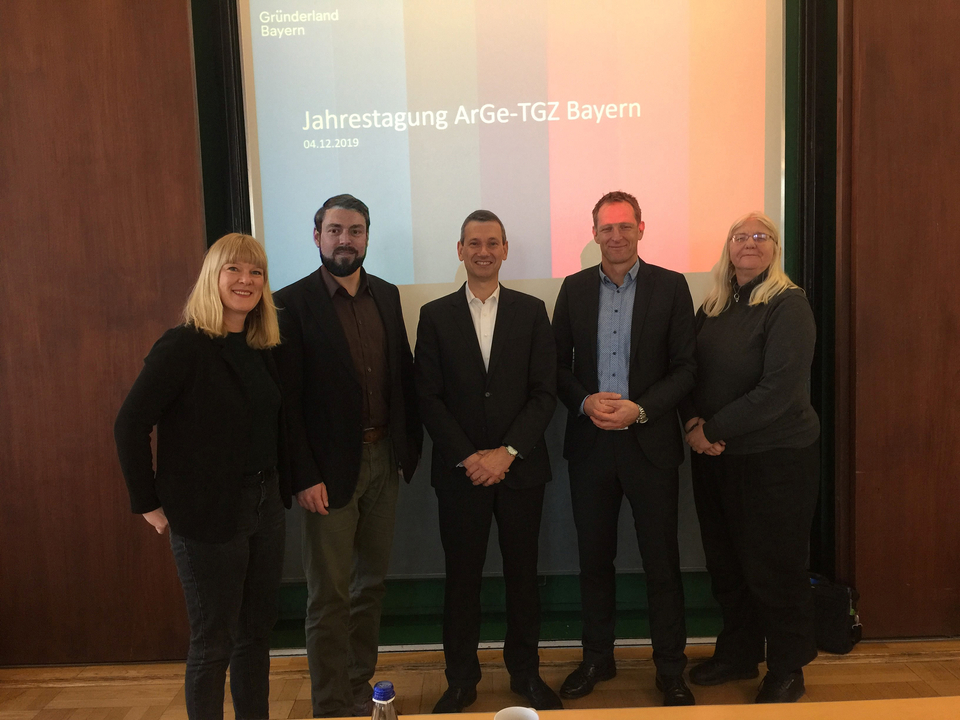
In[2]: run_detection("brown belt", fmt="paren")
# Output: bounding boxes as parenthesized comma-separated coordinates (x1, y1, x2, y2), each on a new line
(362, 426, 388, 444)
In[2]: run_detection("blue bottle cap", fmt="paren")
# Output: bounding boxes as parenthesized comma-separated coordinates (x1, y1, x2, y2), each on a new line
(372, 681, 395, 702)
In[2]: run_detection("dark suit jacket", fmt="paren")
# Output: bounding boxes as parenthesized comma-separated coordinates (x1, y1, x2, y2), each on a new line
(273, 269, 422, 507)
(415, 284, 557, 490)
(553, 261, 697, 469)
(114, 325, 292, 543)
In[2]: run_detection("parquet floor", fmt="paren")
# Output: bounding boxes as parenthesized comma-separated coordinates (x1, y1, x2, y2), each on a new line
(2, 641, 960, 719)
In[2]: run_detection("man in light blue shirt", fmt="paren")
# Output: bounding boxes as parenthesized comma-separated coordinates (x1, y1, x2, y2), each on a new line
(553, 191, 697, 707)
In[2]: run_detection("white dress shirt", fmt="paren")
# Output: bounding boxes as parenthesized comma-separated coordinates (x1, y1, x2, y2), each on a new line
(465, 282, 500, 370)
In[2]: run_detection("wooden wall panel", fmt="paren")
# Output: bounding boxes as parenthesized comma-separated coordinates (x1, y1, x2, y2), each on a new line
(0, 1, 205, 663)
(838, 0, 960, 636)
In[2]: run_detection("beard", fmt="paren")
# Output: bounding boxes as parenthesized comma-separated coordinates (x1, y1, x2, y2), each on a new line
(320, 247, 366, 277)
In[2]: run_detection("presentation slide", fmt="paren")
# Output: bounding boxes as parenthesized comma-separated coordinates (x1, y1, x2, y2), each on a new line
(239, 0, 785, 580)
(239, 0, 783, 293)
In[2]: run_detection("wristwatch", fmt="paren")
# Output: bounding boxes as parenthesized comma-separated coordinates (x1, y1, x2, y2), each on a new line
(505, 445, 519, 457)
(634, 403, 648, 424)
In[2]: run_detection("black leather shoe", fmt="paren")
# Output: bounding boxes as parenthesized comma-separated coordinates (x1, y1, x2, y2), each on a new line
(559, 660, 617, 699)
(509, 674, 564, 710)
(432, 685, 477, 713)
(656, 673, 696, 706)
(689, 657, 760, 686)
(350, 698, 373, 717)
(755, 671, 805, 703)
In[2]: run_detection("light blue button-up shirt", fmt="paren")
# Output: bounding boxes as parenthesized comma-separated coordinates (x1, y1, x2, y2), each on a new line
(579, 260, 640, 415)
(597, 259, 639, 398)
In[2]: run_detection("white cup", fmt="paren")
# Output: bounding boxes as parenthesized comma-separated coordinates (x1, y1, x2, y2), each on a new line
(494, 707, 539, 720)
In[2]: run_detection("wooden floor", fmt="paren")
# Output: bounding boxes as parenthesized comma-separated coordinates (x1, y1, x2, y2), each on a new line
(2, 641, 960, 719)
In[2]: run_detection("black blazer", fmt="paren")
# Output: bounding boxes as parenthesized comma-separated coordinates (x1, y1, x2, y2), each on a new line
(552, 261, 697, 469)
(415, 284, 557, 490)
(273, 269, 422, 507)
(114, 325, 292, 543)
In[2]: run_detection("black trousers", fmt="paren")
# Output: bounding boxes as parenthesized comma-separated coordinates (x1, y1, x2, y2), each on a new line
(569, 430, 687, 676)
(169, 470, 286, 720)
(691, 442, 820, 675)
(436, 481, 546, 688)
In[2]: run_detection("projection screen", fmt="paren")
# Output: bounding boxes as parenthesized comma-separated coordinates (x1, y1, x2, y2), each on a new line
(237, 0, 784, 580)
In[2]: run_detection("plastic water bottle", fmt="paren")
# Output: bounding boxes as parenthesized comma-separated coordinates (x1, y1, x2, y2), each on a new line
(371, 681, 398, 720)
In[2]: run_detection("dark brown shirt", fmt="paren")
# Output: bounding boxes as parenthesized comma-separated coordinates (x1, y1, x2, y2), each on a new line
(321, 266, 390, 428)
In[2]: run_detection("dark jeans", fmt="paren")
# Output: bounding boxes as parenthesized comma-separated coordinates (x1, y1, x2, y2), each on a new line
(170, 470, 285, 720)
(691, 442, 820, 675)
(569, 430, 687, 676)
(436, 481, 546, 688)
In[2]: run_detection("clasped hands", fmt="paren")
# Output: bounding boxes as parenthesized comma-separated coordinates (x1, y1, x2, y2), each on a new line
(463, 446, 515, 486)
(584, 392, 640, 430)
(684, 417, 725, 456)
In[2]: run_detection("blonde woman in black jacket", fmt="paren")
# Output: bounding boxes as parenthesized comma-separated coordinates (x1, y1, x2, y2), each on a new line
(115, 233, 289, 720)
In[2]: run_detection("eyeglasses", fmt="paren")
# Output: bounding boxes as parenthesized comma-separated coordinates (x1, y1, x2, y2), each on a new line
(731, 233, 773, 244)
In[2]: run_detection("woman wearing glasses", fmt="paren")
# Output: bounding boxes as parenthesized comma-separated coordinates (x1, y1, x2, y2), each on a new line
(115, 233, 289, 720)
(681, 213, 820, 703)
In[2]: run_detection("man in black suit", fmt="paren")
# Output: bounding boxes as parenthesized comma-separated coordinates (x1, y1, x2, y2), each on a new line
(273, 194, 422, 718)
(415, 210, 562, 713)
(552, 191, 697, 706)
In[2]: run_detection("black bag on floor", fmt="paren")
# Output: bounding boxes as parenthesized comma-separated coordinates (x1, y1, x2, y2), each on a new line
(809, 572, 862, 654)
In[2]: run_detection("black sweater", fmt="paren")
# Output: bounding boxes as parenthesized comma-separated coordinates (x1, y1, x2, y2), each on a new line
(115, 325, 290, 543)
(223, 331, 281, 473)
(680, 281, 820, 454)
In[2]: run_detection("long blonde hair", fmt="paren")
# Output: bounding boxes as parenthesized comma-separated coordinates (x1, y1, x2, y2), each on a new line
(701, 212, 800, 317)
(182, 233, 280, 349)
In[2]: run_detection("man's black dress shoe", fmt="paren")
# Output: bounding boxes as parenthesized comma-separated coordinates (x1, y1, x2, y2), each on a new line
(655, 673, 696, 706)
(432, 685, 477, 713)
(559, 660, 617, 699)
(509, 674, 564, 710)
(688, 657, 760, 686)
(350, 698, 373, 717)
(755, 671, 805, 703)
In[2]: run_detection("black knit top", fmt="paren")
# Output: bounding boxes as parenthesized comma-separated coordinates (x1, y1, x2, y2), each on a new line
(680, 277, 820, 454)
(224, 331, 281, 472)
